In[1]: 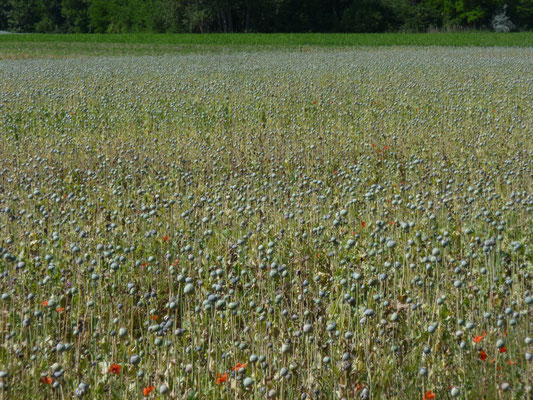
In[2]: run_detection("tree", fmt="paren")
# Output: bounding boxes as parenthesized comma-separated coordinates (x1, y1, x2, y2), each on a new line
(492, 4, 515, 30)
(62, 0, 91, 32)
(88, 0, 116, 32)
(387, 0, 445, 32)
(148, 0, 186, 32)
(516, 0, 533, 28)
(1, 0, 533, 33)
(340, 0, 395, 32)
(7, 0, 42, 32)
(35, 0, 66, 32)
(182, 0, 214, 33)
(0, 0, 10, 30)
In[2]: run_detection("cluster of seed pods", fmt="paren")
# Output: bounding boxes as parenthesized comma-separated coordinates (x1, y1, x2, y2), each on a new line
(0, 48, 531, 399)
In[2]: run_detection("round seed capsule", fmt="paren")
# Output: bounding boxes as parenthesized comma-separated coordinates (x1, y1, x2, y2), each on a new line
(243, 377, 254, 388)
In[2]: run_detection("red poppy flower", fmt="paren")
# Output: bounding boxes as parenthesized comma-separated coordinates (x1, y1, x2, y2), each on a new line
(142, 262, 147, 268)
(56, 307, 65, 312)
(143, 386, 155, 396)
(41, 300, 48, 307)
(150, 315, 159, 321)
(108, 363, 122, 374)
(384, 146, 390, 150)
(41, 376, 53, 384)
(232, 363, 246, 372)
(423, 390, 435, 400)
(479, 350, 488, 361)
(473, 331, 487, 343)
(163, 235, 169, 242)
(499, 347, 507, 353)
(216, 372, 227, 385)
(361, 222, 366, 228)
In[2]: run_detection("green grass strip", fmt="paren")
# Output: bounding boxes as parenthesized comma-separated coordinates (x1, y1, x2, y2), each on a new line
(1, 32, 532, 47)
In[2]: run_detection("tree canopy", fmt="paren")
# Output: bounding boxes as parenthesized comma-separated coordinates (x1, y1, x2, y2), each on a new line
(0, 0, 531, 33)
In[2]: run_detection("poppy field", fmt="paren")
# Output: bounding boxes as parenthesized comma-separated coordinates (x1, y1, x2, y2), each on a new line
(0, 47, 532, 399)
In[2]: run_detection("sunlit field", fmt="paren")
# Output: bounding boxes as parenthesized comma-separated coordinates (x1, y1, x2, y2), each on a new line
(0, 47, 531, 399)
(1, 33, 533, 59)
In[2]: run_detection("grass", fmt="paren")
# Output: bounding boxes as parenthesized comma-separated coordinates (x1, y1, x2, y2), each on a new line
(0, 47, 531, 399)
(0, 32, 532, 59)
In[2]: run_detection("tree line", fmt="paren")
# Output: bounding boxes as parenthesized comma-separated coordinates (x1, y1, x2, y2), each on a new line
(0, 0, 531, 34)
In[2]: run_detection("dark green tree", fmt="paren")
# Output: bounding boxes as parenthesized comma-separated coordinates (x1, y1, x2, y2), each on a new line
(7, 0, 43, 32)
(88, 0, 116, 32)
(148, 0, 186, 32)
(1, 0, 533, 34)
(516, 0, 533, 28)
(182, 0, 214, 33)
(62, 0, 90, 32)
(0, 0, 10, 30)
(35, 0, 66, 32)
(340, 0, 395, 32)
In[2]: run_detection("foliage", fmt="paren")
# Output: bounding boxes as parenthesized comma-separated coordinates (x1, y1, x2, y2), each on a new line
(0, 0, 9, 30)
(61, 0, 91, 33)
(6, 0, 42, 32)
(492, 4, 515, 31)
(0, 0, 531, 33)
